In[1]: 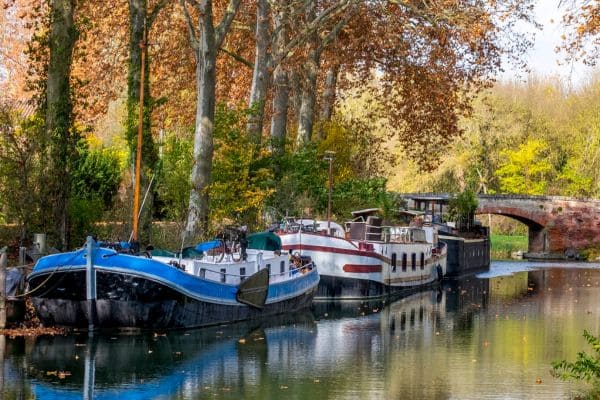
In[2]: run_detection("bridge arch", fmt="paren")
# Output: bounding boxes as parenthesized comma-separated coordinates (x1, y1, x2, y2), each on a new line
(400, 193, 600, 258)
(475, 206, 548, 253)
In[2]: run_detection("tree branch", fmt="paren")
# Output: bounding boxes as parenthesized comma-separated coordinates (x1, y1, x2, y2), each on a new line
(220, 47, 254, 69)
(271, 0, 355, 67)
(317, 3, 357, 54)
(180, 0, 199, 51)
(215, 0, 242, 49)
(148, 0, 169, 27)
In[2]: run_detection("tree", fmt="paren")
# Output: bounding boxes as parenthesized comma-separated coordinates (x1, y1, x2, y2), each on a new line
(295, 0, 357, 147)
(124, 0, 168, 244)
(0, 104, 44, 241)
(496, 139, 554, 195)
(560, 0, 600, 66)
(333, 0, 537, 168)
(45, 0, 79, 249)
(181, 0, 242, 241)
(0, 0, 31, 102)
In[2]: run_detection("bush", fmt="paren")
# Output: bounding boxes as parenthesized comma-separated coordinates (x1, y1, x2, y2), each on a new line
(552, 330, 600, 394)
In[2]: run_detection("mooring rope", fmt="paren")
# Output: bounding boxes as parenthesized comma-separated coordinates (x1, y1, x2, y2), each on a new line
(12, 249, 86, 298)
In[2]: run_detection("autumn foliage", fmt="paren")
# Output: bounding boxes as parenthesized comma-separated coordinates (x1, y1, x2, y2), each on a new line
(2, 0, 593, 248)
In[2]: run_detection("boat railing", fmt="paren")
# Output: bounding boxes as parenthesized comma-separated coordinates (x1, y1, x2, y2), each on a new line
(195, 263, 314, 285)
(345, 218, 383, 241)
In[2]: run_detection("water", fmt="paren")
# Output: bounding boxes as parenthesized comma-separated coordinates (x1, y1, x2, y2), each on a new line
(2, 261, 600, 399)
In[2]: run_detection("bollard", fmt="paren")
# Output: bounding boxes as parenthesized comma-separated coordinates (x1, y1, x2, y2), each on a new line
(0, 249, 6, 329)
(33, 233, 47, 255)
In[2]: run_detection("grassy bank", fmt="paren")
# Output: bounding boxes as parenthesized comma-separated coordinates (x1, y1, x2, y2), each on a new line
(490, 234, 528, 260)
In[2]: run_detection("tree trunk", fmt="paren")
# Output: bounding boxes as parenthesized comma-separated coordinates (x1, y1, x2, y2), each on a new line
(183, 0, 241, 240)
(46, 0, 78, 250)
(296, 48, 320, 147)
(127, 0, 158, 245)
(185, 45, 217, 240)
(289, 70, 302, 124)
(270, 65, 289, 156)
(246, 0, 271, 152)
(318, 64, 339, 138)
(270, 5, 289, 156)
(296, 1, 320, 148)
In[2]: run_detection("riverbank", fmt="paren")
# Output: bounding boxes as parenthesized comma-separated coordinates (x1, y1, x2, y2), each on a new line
(490, 234, 527, 260)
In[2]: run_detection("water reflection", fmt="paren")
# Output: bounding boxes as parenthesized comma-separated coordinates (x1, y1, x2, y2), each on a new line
(2, 262, 600, 399)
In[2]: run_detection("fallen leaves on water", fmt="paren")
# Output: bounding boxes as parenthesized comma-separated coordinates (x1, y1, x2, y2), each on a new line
(0, 326, 67, 337)
(46, 371, 71, 379)
(280, 385, 288, 389)
(238, 338, 246, 344)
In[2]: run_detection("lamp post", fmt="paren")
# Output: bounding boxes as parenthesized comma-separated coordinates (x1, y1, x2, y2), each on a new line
(324, 151, 335, 234)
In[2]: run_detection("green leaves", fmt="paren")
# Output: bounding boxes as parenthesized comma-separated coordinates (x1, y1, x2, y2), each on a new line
(552, 330, 600, 384)
(496, 139, 553, 195)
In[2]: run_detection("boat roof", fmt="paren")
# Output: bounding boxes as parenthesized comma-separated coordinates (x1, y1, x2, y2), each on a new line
(247, 231, 281, 251)
(406, 194, 451, 202)
(350, 208, 381, 217)
(398, 210, 425, 216)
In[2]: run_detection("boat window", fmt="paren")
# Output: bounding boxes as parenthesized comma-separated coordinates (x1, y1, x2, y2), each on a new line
(240, 267, 246, 277)
(402, 253, 407, 272)
(391, 253, 397, 272)
(220, 268, 226, 283)
(280, 260, 285, 273)
(420, 252, 425, 270)
(411, 253, 416, 271)
(266, 263, 271, 272)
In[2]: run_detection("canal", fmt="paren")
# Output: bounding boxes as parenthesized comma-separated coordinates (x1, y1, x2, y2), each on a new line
(2, 261, 599, 399)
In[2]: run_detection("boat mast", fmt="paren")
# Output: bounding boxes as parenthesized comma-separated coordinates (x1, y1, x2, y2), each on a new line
(131, 26, 146, 243)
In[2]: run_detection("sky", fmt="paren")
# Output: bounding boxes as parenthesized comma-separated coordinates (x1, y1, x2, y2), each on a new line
(501, 0, 596, 87)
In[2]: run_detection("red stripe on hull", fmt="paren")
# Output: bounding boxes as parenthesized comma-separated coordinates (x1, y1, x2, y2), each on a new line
(342, 264, 382, 273)
(281, 243, 388, 262)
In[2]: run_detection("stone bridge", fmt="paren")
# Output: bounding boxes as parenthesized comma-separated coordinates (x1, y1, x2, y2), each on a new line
(401, 194, 600, 259)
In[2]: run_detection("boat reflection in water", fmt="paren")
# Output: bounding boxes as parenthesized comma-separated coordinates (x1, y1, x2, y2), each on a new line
(26, 312, 316, 400)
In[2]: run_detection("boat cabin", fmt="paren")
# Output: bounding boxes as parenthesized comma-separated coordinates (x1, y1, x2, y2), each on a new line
(344, 208, 430, 244)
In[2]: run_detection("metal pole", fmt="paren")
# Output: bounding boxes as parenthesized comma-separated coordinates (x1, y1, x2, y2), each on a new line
(85, 236, 97, 332)
(132, 26, 147, 243)
(324, 151, 335, 234)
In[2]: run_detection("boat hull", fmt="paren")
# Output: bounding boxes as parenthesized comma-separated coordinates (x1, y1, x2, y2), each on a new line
(28, 249, 319, 330)
(278, 231, 446, 300)
(441, 235, 490, 276)
(315, 273, 442, 300)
